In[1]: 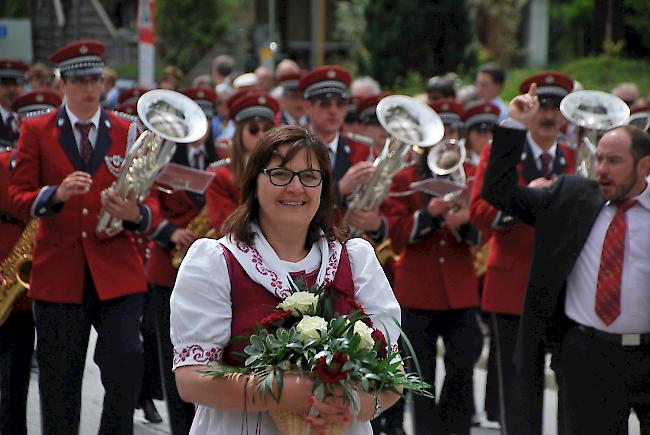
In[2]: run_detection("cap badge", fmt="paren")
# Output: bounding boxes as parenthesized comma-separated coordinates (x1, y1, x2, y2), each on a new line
(36, 94, 44, 102)
(79, 45, 88, 55)
(4, 62, 10, 69)
(484, 106, 491, 112)
(545, 75, 554, 84)
(442, 103, 449, 111)
(258, 96, 266, 104)
(197, 91, 204, 98)
(327, 69, 336, 79)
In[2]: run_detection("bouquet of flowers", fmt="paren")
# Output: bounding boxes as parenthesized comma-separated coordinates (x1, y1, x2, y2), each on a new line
(202, 281, 432, 434)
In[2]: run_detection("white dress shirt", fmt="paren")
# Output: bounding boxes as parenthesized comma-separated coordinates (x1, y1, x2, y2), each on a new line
(66, 104, 101, 151)
(565, 181, 650, 333)
(187, 144, 207, 170)
(526, 132, 557, 172)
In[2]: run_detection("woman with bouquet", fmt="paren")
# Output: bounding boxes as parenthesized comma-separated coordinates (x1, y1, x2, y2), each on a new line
(170, 125, 409, 434)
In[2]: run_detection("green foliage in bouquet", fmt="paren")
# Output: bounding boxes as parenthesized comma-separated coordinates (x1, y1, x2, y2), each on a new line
(200, 280, 433, 413)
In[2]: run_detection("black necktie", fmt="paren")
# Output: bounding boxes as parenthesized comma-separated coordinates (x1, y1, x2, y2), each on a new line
(193, 150, 204, 170)
(75, 122, 94, 165)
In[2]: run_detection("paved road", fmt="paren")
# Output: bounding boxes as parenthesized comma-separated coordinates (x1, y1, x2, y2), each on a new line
(25, 332, 640, 434)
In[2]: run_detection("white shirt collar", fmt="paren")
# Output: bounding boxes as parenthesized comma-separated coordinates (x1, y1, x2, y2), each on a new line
(526, 131, 557, 162)
(0, 105, 11, 124)
(66, 104, 101, 131)
(326, 132, 340, 157)
(188, 143, 206, 158)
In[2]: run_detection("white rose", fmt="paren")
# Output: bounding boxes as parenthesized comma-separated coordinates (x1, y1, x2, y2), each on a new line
(277, 291, 319, 316)
(296, 315, 328, 340)
(353, 320, 375, 350)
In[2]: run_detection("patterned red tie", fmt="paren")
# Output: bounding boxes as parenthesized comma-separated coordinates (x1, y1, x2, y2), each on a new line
(539, 152, 552, 179)
(594, 199, 638, 325)
(75, 122, 94, 165)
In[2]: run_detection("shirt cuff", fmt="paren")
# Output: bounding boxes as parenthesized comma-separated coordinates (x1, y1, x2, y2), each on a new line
(31, 186, 64, 217)
(409, 208, 442, 244)
(172, 343, 223, 371)
(151, 220, 177, 249)
(367, 217, 388, 244)
(491, 210, 517, 229)
(499, 118, 526, 130)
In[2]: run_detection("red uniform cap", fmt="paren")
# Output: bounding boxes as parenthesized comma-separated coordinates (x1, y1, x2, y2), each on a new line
(429, 98, 464, 127)
(0, 59, 29, 84)
(49, 40, 105, 77)
(117, 87, 150, 106)
(278, 70, 307, 92)
(228, 91, 279, 123)
(298, 65, 351, 100)
(519, 71, 573, 103)
(462, 102, 500, 131)
(115, 102, 138, 116)
(181, 87, 218, 117)
(357, 92, 393, 124)
(11, 89, 62, 118)
(628, 103, 649, 130)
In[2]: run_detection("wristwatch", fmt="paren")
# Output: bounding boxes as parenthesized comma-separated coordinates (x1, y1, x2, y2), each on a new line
(372, 393, 383, 419)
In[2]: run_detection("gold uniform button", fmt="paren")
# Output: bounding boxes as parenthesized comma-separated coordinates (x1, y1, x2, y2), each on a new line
(82, 208, 88, 215)
(81, 231, 87, 238)
(439, 257, 445, 264)
(440, 240, 446, 247)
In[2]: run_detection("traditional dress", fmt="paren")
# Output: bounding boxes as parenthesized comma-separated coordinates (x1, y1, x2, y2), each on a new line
(170, 226, 401, 434)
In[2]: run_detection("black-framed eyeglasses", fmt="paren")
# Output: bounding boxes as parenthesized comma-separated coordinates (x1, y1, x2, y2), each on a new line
(247, 122, 273, 136)
(261, 167, 323, 187)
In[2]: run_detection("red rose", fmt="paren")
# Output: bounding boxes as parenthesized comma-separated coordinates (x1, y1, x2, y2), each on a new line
(315, 353, 350, 384)
(350, 301, 373, 327)
(259, 310, 293, 330)
(372, 329, 388, 358)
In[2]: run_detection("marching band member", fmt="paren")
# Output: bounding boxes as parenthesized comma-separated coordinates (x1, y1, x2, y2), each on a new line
(462, 102, 501, 166)
(0, 59, 28, 149)
(382, 103, 482, 435)
(0, 88, 60, 435)
(276, 70, 308, 127)
(469, 71, 576, 434)
(205, 91, 279, 234)
(144, 85, 224, 434)
(297, 65, 372, 211)
(9, 40, 153, 434)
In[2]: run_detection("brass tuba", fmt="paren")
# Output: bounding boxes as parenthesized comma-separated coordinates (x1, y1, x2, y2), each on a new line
(344, 95, 444, 237)
(96, 90, 208, 237)
(170, 158, 231, 268)
(560, 90, 630, 178)
(0, 219, 38, 326)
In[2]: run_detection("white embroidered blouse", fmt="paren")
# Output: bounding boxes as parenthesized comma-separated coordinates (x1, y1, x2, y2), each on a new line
(170, 233, 401, 435)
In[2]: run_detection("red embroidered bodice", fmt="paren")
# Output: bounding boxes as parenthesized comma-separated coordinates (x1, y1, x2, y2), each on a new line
(220, 243, 356, 366)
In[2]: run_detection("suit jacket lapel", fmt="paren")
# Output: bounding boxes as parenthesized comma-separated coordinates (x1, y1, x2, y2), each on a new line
(87, 109, 112, 175)
(520, 140, 541, 183)
(575, 183, 605, 251)
(552, 145, 569, 175)
(57, 108, 85, 171)
(333, 134, 351, 184)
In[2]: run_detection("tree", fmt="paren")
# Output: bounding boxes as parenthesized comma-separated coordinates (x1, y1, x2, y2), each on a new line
(156, 0, 236, 75)
(363, 0, 473, 88)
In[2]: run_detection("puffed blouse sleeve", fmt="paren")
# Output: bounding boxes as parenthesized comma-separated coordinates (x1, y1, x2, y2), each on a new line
(346, 238, 401, 352)
(170, 238, 232, 370)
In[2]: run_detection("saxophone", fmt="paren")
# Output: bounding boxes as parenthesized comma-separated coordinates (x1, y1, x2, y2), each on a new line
(0, 219, 37, 326)
(170, 158, 231, 269)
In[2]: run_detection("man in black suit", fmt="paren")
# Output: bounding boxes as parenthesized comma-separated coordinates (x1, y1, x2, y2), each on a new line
(481, 84, 650, 434)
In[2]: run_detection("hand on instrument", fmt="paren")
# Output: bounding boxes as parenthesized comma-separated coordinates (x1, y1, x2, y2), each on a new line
(427, 198, 453, 217)
(528, 175, 557, 189)
(54, 171, 92, 202)
(508, 82, 539, 127)
(171, 228, 196, 248)
(101, 191, 141, 222)
(346, 208, 382, 233)
(338, 161, 375, 196)
(444, 206, 469, 229)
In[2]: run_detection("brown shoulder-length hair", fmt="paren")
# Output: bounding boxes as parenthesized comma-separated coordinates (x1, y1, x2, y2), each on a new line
(230, 122, 247, 188)
(222, 125, 345, 248)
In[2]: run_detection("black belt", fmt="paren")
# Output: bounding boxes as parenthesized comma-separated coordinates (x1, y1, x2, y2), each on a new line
(0, 212, 22, 225)
(576, 324, 650, 347)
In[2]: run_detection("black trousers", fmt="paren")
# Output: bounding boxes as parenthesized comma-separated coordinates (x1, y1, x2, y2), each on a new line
(491, 312, 545, 435)
(555, 325, 650, 435)
(402, 308, 482, 435)
(139, 290, 163, 403)
(33, 276, 144, 435)
(150, 284, 195, 435)
(0, 310, 35, 435)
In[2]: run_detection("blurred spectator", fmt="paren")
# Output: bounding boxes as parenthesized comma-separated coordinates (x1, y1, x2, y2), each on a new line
(192, 74, 213, 90)
(232, 72, 258, 92)
(214, 85, 236, 142)
(212, 54, 235, 87)
(26, 63, 53, 91)
(102, 66, 119, 109)
(274, 59, 300, 79)
(457, 84, 478, 108)
(254, 66, 274, 92)
(611, 82, 641, 107)
(351, 76, 381, 98)
(475, 63, 507, 121)
(159, 65, 183, 90)
(426, 75, 455, 103)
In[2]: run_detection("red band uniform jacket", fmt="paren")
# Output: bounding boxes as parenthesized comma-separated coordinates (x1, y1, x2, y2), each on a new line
(382, 164, 480, 311)
(205, 162, 239, 237)
(469, 138, 575, 315)
(146, 143, 221, 288)
(9, 108, 153, 304)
